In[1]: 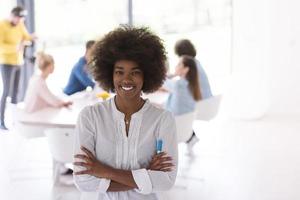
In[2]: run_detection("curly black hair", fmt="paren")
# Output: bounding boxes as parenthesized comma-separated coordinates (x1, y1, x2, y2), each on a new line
(174, 39, 197, 57)
(90, 25, 167, 93)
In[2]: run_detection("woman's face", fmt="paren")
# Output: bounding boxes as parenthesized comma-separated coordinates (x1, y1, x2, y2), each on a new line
(113, 60, 144, 100)
(47, 63, 55, 74)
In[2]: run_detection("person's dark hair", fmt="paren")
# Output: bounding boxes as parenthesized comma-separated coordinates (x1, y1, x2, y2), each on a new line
(11, 6, 26, 17)
(181, 55, 201, 101)
(85, 40, 95, 50)
(91, 25, 167, 93)
(175, 39, 196, 57)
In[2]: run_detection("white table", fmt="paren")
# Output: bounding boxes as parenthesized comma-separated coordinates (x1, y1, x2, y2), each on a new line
(18, 91, 169, 129)
(17, 91, 98, 128)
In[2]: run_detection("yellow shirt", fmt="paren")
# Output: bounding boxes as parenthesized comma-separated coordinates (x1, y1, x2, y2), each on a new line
(0, 19, 32, 65)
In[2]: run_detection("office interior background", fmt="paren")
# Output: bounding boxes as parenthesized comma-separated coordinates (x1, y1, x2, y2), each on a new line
(0, 0, 300, 200)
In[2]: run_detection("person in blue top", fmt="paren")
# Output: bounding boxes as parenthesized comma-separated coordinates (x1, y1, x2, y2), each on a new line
(63, 40, 96, 95)
(163, 55, 203, 154)
(174, 39, 212, 99)
(164, 55, 201, 116)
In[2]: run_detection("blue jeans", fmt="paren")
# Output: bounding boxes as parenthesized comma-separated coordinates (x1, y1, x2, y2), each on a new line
(0, 64, 21, 125)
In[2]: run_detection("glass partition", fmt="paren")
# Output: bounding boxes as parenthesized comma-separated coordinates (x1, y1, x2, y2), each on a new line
(133, 0, 232, 94)
(34, 0, 127, 89)
(0, 0, 15, 18)
(33, 0, 231, 94)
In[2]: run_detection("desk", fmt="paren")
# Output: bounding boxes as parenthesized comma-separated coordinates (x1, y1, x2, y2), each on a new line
(19, 91, 169, 129)
(18, 92, 98, 128)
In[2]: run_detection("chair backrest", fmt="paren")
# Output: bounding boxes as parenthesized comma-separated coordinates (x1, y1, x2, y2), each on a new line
(195, 94, 222, 121)
(14, 122, 47, 138)
(175, 112, 196, 143)
(13, 104, 46, 139)
(44, 128, 75, 163)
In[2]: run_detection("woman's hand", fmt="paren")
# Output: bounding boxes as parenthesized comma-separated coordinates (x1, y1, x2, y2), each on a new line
(62, 101, 73, 107)
(147, 152, 174, 172)
(73, 146, 111, 178)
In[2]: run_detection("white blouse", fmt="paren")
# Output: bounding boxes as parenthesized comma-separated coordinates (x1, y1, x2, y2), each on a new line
(73, 97, 178, 200)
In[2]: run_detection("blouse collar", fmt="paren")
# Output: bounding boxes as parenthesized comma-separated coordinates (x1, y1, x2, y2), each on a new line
(110, 97, 150, 120)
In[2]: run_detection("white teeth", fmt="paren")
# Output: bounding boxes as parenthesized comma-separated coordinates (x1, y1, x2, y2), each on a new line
(121, 86, 133, 91)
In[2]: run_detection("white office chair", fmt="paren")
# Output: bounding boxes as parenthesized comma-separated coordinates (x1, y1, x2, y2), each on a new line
(44, 128, 75, 185)
(12, 104, 47, 138)
(14, 122, 47, 138)
(195, 94, 222, 121)
(175, 111, 196, 143)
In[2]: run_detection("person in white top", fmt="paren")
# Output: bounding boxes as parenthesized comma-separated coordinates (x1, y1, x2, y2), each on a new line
(24, 52, 72, 113)
(73, 26, 178, 200)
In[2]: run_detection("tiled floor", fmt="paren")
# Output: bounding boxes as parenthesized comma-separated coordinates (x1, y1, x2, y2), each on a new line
(1, 113, 300, 200)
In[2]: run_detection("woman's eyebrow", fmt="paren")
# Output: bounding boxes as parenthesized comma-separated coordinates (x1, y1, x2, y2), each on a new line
(114, 66, 124, 69)
(132, 67, 141, 70)
(114, 66, 141, 70)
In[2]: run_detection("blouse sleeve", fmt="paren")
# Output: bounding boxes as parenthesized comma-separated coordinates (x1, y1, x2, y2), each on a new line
(132, 111, 178, 194)
(73, 107, 111, 193)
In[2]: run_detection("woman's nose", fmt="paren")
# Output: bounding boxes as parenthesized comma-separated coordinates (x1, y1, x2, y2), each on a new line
(123, 73, 133, 81)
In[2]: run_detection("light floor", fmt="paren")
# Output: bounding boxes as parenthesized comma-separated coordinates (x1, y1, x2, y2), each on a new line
(0, 113, 300, 200)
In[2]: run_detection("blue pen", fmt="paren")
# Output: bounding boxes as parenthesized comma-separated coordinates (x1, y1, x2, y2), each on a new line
(156, 139, 163, 154)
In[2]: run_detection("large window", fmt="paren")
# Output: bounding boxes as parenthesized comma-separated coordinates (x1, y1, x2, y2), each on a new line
(34, 0, 127, 90)
(133, 0, 232, 94)
(0, 0, 15, 18)
(33, 0, 232, 95)
(35, 0, 127, 47)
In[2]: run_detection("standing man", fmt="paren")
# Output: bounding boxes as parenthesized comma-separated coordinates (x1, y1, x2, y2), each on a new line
(63, 40, 96, 95)
(0, 6, 36, 130)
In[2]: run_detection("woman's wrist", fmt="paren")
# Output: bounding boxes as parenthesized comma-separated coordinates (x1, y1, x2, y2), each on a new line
(95, 163, 114, 179)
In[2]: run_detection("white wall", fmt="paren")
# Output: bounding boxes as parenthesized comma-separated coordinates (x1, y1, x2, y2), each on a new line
(229, 0, 300, 119)
(0, 0, 16, 18)
(267, 0, 300, 115)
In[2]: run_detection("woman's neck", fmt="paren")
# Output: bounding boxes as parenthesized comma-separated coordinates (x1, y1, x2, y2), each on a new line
(41, 71, 49, 79)
(179, 74, 186, 78)
(115, 95, 144, 117)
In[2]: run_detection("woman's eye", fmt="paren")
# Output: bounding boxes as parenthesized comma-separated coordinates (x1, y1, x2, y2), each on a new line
(115, 71, 123, 75)
(132, 71, 142, 75)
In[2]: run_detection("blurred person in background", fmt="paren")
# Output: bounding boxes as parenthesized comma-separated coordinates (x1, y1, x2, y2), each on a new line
(162, 55, 202, 153)
(63, 40, 96, 95)
(24, 52, 72, 113)
(164, 55, 202, 115)
(0, 6, 36, 130)
(174, 39, 212, 99)
(172, 39, 213, 152)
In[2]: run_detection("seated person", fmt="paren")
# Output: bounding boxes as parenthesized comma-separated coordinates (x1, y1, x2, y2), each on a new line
(63, 40, 96, 95)
(24, 52, 72, 113)
(163, 55, 202, 115)
(174, 39, 212, 99)
(162, 55, 201, 152)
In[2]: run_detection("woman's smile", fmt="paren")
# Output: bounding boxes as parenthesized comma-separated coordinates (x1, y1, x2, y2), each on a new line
(121, 85, 134, 91)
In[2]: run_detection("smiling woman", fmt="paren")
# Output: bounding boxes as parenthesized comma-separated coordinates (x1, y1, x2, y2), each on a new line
(73, 26, 178, 200)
